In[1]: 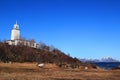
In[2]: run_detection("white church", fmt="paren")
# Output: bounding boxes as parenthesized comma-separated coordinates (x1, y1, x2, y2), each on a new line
(6, 22, 37, 48)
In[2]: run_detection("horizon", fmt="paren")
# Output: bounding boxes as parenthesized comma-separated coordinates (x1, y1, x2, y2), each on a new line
(0, 0, 120, 60)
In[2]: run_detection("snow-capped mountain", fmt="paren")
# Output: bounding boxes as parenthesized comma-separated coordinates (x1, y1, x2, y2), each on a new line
(80, 58, 100, 63)
(101, 57, 119, 62)
(79, 57, 119, 63)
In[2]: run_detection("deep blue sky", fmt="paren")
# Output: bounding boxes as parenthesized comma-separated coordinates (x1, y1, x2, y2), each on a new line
(0, 0, 120, 60)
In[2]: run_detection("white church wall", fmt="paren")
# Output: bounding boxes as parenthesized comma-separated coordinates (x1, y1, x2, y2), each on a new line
(6, 22, 38, 49)
(11, 30, 20, 40)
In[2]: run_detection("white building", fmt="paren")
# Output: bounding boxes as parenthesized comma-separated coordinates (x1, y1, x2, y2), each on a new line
(6, 22, 37, 48)
(11, 22, 20, 40)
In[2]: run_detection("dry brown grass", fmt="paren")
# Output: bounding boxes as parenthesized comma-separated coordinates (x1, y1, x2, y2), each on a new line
(0, 62, 120, 80)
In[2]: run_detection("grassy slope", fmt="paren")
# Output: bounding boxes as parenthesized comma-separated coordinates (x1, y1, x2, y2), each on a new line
(0, 63, 120, 80)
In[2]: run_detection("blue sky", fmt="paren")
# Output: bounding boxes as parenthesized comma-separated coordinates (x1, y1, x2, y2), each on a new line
(0, 0, 120, 60)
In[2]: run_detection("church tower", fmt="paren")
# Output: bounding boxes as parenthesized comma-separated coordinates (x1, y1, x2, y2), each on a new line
(11, 22, 20, 40)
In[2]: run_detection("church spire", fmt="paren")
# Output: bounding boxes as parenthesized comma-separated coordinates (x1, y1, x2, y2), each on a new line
(13, 21, 19, 29)
(16, 20, 17, 25)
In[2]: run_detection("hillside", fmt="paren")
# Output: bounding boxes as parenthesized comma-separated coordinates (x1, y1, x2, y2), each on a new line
(0, 42, 81, 65)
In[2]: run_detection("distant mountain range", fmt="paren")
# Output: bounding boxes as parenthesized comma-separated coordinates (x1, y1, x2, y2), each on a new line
(79, 57, 120, 63)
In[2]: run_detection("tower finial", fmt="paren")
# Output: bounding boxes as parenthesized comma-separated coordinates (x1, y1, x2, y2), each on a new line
(16, 20, 17, 24)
